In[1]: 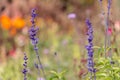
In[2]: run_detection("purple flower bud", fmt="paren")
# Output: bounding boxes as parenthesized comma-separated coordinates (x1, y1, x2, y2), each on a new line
(110, 60, 115, 64)
(22, 53, 28, 80)
(34, 62, 39, 69)
(37, 77, 45, 80)
(68, 13, 76, 19)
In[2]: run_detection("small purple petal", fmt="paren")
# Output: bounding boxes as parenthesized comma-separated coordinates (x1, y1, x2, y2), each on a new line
(37, 77, 45, 80)
(68, 13, 76, 19)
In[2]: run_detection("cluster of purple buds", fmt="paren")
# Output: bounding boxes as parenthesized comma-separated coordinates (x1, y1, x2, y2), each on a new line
(85, 19, 96, 73)
(22, 53, 28, 80)
(29, 9, 39, 49)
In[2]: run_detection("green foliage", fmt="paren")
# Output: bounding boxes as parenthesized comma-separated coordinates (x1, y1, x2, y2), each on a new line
(85, 46, 120, 80)
(95, 57, 120, 80)
(0, 58, 23, 80)
(49, 70, 67, 80)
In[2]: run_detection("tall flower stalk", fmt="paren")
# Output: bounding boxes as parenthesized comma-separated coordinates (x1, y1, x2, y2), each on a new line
(98, 0, 112, 58)
(29, 8, 46, 79)
(86, 18, 96, 80)
(98, 0, 104, 15)
(105, 0, 112, 58)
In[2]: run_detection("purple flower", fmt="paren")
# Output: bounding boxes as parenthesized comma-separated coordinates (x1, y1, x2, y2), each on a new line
(29, 26, 39, 46)
(31, 8, 37, 24)
(29, 8, 46, 79)
(34, 62, 39, 69)
(43, 48, 49, 54)
(86, 18, 96, 79)
(37, 77, 45, 80)
(110, 60, 115, 64)
(68, 13, 76, 19)
(29, 8, 39, 47)
(22, 53, 28, 80)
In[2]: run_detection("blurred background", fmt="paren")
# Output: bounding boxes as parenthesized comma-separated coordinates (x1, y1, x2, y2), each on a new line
(0, 0, 120, 80)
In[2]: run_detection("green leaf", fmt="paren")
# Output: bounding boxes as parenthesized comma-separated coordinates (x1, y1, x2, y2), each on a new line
(96, 73, 107, 77)
(50, 71, 57, 74)
(49, 76, 58, 80)
(59, 70, 67, 76)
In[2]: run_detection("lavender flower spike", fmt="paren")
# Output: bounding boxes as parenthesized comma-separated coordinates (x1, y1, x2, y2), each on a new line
(29, 8, 46, 79)
(86, 18, 96, 80)
(22, 52, 28, 80)
(29, 9, 39, 47)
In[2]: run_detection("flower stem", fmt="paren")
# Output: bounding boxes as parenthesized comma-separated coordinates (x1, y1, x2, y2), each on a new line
(34, 46, 46, 80)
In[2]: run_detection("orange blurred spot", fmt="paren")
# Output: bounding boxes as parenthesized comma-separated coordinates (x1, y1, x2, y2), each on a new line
(12, 17, 25, 29)
(46, 17, 53, 23)
(0, 15, 11, 30)
(10, 28, 17, 36)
